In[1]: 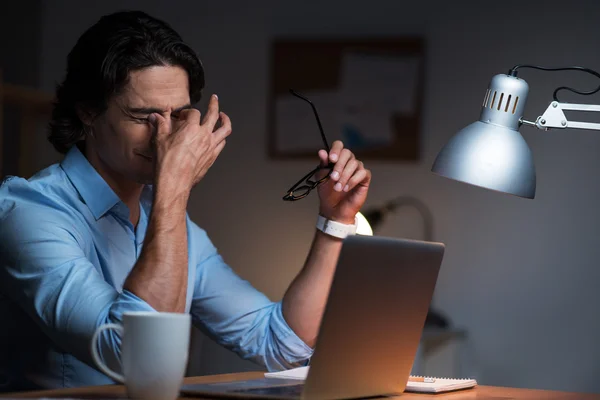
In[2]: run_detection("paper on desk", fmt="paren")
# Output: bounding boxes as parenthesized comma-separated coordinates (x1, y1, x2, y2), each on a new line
(265, 366, 309, 380)
(275, 90, 343, 153)
(338, 52, 420, 149)
(265, 366, 477, 394)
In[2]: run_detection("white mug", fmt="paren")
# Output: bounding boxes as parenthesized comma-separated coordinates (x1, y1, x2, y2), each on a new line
(91, 311, 191, 400)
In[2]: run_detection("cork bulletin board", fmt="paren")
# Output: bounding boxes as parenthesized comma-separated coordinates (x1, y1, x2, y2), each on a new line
(268, 37, 425, 161)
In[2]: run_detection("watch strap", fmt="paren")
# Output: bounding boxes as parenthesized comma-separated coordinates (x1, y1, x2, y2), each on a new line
(316, 215, 358, 239)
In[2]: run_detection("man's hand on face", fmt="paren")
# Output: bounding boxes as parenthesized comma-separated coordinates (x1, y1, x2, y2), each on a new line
(149, 94, 232, 194)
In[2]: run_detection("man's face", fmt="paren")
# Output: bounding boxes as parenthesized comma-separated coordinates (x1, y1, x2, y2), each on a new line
(87, 65, 192, 184)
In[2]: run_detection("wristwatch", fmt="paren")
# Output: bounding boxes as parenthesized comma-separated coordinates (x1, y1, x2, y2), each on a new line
(316, 215, 357, 239)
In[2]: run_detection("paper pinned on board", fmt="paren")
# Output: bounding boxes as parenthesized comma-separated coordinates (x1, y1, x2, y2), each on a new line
(338, 52, 420, 149)
(273, 53, 420, 154)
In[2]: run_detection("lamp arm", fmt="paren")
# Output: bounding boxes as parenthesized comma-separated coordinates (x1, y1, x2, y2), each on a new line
(531, 101, 600, 131)
(385, 196, 434, 242)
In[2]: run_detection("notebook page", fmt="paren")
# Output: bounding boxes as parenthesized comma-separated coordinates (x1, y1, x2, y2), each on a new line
(264, 366, 308, 380)
(265, 367, 477, 393)
(406, 377, 477, 393)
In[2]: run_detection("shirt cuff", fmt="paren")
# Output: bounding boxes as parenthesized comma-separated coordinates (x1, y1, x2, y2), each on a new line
(270, 302, 314, 368)
(108, 289, 156, 322)
(96, 290, 157, 373)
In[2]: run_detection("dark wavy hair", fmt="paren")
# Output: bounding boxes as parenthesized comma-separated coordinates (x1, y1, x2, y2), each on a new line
(48, 10, 205, 154)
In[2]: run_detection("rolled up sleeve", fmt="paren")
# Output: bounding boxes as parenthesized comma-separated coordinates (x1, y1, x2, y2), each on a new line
(0, 205, 155, 371)
(189, 227, 313, 371)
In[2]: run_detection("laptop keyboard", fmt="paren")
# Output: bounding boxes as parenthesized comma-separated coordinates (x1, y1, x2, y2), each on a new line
(232, 383, 305, 396)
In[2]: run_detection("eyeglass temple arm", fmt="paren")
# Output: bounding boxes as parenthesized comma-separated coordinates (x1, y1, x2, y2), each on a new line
(289, 89, 330, 153)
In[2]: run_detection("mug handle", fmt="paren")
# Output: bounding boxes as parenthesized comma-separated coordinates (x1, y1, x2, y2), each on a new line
(90, 324, 125, 383)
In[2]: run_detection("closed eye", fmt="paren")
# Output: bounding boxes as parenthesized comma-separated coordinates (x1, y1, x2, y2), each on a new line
(121, 104, 193, 122)
(130, 116, 150, 124)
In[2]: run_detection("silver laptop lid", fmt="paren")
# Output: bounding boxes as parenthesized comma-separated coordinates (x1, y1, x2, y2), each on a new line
(303, 235, 445, 400)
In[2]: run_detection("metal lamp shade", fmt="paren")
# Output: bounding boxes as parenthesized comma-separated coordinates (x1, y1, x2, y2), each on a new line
(431, 73, 536, 199)
(431, 121, 536, 198)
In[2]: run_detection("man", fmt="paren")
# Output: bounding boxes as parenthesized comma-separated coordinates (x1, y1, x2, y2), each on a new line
(0, 10, 371, 391)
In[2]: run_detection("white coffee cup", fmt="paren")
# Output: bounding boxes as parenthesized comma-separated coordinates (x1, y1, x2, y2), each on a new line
(91, 311, 190, 400)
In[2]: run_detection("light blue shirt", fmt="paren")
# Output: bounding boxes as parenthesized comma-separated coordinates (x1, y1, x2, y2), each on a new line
(0, 146, 312, 391)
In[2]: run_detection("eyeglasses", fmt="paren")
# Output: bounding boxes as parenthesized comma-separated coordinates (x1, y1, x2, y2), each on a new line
(282, 89, 334, 201)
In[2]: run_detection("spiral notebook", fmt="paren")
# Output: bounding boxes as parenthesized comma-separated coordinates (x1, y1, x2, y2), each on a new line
(264, 366, 477, 394)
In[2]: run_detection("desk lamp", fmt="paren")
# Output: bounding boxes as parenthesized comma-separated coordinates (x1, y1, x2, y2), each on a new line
(431, 65, 600, 198)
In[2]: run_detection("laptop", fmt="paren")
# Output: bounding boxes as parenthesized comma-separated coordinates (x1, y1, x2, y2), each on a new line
(181, 235, 445, 399)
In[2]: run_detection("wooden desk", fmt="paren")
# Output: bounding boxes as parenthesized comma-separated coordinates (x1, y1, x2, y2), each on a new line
(0, 372, 600, 400)
(3, 372, 599, 399)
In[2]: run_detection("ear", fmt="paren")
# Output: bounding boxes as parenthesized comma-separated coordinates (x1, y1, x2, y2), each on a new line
(76, 104, 96, 127)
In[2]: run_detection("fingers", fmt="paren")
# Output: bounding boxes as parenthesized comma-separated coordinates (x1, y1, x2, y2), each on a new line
(212, 112, 232, 143)
(318, 149, 329, 167)
(179, 108, 201, 126)
(334, 159, 360, 192)
(201, 94, 220, 129)
(214, 137, 227, 155)
(312, 149, 331, 181)
(330, 148, 354, 182)
(343, 165, 371, 193)
(204, 138, 227, 174)
(148, 113, 170, 139)
(192, 138, 228, 185)
(320, 140, 370, 193)
(327, 140, 344, 163)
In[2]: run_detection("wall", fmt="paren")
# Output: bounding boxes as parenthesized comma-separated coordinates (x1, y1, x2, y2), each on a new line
(0, 1, 43, 176)
(38, 0, 600, 393)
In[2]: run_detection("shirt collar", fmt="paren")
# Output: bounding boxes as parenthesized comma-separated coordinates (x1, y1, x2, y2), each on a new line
(61, 146, 120, 220)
